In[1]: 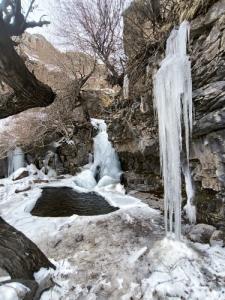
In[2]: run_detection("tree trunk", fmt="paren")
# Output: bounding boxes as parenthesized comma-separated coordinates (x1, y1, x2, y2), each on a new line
(0, 19, 55, 119)
(0, 217, 55, 280)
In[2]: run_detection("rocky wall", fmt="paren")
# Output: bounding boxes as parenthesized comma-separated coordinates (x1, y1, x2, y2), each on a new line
(109, 0, 225, 227)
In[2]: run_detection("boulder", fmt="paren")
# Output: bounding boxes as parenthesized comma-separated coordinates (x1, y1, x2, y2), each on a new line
(210, 230, 225, 247)
(187, 224, 216, 243)
(12, 169, 29, 181)
(15, 186, 32, 194)
(33, 179, 49, 184)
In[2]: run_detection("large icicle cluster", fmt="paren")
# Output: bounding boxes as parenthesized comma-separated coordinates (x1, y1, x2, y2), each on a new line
(153, 21, 195, 239)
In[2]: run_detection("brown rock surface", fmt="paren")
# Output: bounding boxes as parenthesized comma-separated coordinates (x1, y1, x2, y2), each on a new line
(108, 0, 225, 228)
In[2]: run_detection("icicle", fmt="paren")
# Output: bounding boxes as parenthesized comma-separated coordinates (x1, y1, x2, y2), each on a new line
(123, 74, 129, 99)
(8, 147, 25, 176)
(13, 147, 25, 171)
(7, 150, 14, 177)
(88, 152, 93, 165)
(146, 64, 150, 76)
(153, 21, 195, 239)
(183, 167, 196, 224)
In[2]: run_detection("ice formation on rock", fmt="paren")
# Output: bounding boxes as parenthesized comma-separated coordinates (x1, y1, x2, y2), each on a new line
(153, 21, 195, 239)
(123, 74, 129, 99)
(183, 167, 196, 224)
(91, 119, 121, 180)
(74, 119, 122, 189)
(8, 147, 25, 176)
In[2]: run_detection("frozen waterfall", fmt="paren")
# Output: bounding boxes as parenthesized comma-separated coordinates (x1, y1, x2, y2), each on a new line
(153, 21, 195, 239)
(74, 119, 122, 189)
(8, 147, 25, 176)
(91, 119, 121, 181)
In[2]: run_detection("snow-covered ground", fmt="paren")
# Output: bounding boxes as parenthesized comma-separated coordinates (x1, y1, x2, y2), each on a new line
(1, 166, 225, 300)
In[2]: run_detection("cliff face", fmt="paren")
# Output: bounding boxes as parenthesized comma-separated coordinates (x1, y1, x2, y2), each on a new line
(109, 0, 225, 227)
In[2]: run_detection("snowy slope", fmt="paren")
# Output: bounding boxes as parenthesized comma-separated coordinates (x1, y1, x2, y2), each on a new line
(1, 166, 225, 299)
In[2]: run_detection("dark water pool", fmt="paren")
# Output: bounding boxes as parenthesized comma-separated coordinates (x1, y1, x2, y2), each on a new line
(31, 187, 119, 217)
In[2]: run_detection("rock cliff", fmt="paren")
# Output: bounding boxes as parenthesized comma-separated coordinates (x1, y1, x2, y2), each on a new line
(17, 33, 108, 92)
(109, 0, 225, 228)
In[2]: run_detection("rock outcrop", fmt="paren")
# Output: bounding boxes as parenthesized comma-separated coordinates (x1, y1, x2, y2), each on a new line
(17, 33, 108, 92)
(109, 0, 225, 227)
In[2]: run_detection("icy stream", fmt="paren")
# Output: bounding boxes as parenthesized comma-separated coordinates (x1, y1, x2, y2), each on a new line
(154, 21, 196, 239)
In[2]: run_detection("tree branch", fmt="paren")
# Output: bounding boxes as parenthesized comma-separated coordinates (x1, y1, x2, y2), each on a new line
(0, 18, 55, 119)
(25, 19, 51, 30)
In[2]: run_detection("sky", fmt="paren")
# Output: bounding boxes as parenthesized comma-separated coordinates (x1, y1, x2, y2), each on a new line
(22, 0, 132, 49)
(22, 0, 57, 45)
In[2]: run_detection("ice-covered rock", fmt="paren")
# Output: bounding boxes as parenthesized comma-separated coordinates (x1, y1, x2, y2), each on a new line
(12, 168, 29, 181)
(74, 170, 97, 189)
(96, 175, 119, 188)
(15, 185, 31, 194)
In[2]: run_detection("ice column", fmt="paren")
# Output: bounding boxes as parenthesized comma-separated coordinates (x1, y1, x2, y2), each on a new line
(8, 147, 25, 176)
(153, 21, 195, 239)
(123, 74, 129, 100)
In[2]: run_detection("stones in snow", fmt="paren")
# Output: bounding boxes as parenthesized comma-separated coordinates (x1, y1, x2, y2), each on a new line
(187, 223, 216, 244)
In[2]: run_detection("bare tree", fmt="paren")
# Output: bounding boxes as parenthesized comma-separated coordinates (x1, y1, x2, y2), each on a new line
(56, 0, 125, 87)
(0, 51, 100, 160)
(56, 51, 97, 120)
(0, 0, 55, 119)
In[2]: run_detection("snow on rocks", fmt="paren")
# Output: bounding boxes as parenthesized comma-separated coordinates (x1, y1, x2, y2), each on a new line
(141, 238, 225, 300)
(73, 169, 97, 189)
(36, 206, 163, 300)
(128, 246, 148, 264)
(0, 282, 30, 300)
(15, 185, 32, 193)
(1, 166, 225, 299)
(37, 213, 225, 300)
(12, 168, 29, 181)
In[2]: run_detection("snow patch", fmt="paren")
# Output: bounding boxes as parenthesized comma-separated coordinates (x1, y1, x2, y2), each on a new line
(0, 282, 30, 300)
